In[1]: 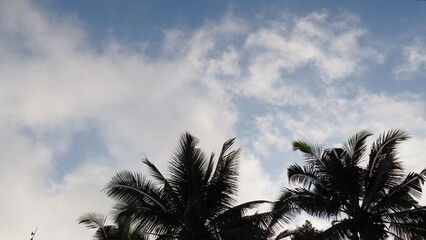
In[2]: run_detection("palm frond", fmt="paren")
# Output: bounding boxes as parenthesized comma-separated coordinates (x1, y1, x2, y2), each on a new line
(168, 132, 208, 206)
(383, 206, 426, 224)
(218, 210, 276, 240)
(342, 130, 372, 166)
(384, 207, 426, 239)
(78, 212, 112, 240)
(294, 188, 341, 218)
(142, 158, 181, 211)
(366, 129, 409, 184)
(320, 219, 353, 240)
(204, 152, 216, 187)
(94, 225, 116, 240)
(287, 164, 321, 190)
(368, 130, 409, 177)
(119, 206, 173, 236)
(273, 229, 291, 240)
(363, 130, 409, 208)
(142, 158, 169, 186)
(104, 171, 167, 211)
(206, 138, 240, 217)
(292, 141, 324, 164)
(213, 200, 272, 224)
(78, 212, 108, 229)
(373, 169, 426, 212)
(210, 137, 238, 184)
(275, 187, 340, 220)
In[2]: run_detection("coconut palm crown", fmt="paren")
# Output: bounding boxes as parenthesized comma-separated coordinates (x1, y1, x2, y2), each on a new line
(78, 212, 146, 240)
(274, 130, 426, 240)
(104, 132, 273, 240)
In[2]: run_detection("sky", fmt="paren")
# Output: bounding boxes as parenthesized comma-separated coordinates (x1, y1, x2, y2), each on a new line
(1, 0, 426, 239)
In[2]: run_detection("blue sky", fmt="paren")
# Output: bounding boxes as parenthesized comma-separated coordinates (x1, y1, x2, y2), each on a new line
(1, 0, 426, 239)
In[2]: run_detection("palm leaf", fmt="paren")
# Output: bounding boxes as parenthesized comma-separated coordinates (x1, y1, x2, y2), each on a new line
(373, 169, 426, 212)
(363, 129, 409, 208)
(206, 137, 240, 217)
(104, 171, 167, 211)
(142, 158, 182, 212)
(292, 141, 325, 165)
(273, 229, 292, 240)
(218, 210, 276, 240)
(342, 130, 372, 166)
(320, 219, 353, 239)
(212, 200, 272, 225)
(287, 164, 322, 190)
(204, 152, 216, 188)
(384, 207, 426, 239)
(168, 132, 207, 206)
(78, 212, 111, 240)
(78, 212, 108, 229)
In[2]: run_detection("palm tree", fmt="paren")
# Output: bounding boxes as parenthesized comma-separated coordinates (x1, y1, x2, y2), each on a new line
(274, 130, 426, 240)
(104, 133, 274, 240)
(78, 212, 146, 240)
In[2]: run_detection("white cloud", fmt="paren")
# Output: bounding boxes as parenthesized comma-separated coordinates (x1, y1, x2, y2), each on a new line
(239, 10, 381, 105)
(238, 152, 282, 204)
(251, 114, 292, 157)
(394, 38, 426, 79)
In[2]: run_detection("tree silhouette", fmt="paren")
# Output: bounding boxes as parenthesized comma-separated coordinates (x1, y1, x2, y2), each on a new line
(78, 212, 146, 240)
(104, 133, 273, 240)
(274, 130, 426, 239)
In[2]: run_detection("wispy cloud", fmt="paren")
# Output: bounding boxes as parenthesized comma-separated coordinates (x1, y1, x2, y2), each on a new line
(394, 38, 426, 79)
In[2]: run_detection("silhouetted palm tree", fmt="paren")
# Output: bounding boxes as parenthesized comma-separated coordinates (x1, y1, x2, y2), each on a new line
(274, 130, 426, 240)
(104, 133, 273, 240)
(78, 212, 146, 240)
